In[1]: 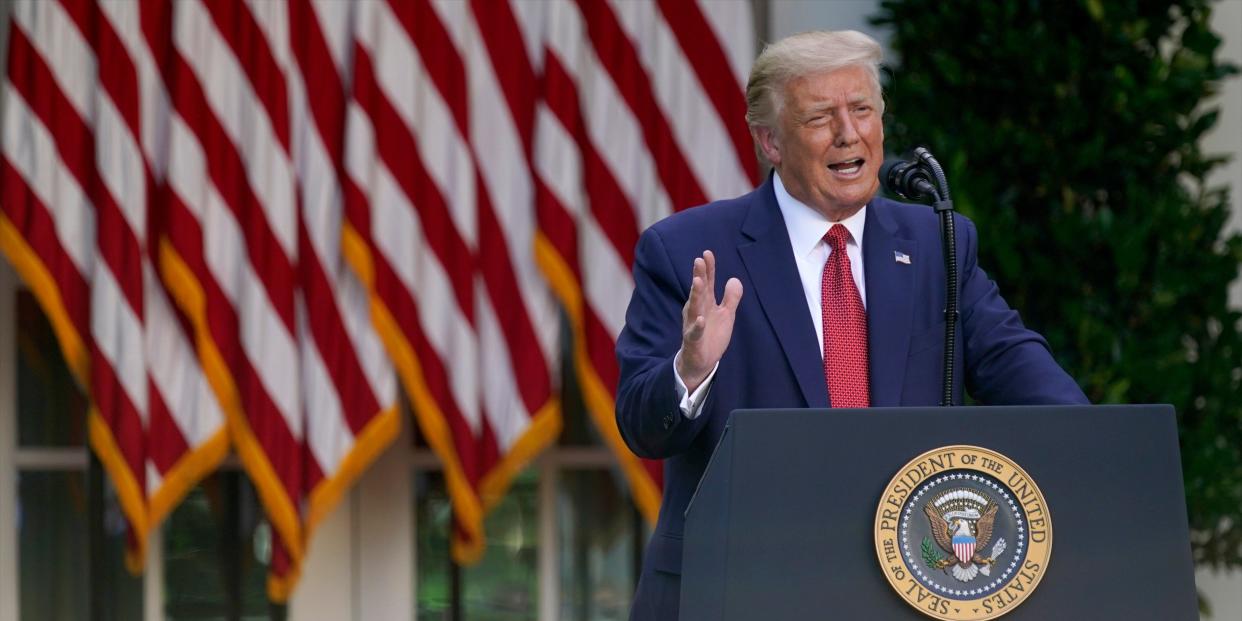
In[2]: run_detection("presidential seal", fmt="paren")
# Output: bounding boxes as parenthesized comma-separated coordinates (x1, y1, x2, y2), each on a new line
(873, 446, 1052, 620)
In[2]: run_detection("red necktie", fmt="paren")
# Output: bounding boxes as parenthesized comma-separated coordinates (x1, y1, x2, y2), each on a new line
(822, 224, 870, 407)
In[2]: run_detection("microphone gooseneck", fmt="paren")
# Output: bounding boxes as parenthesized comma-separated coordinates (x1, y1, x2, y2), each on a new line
(878, 150, 959, 406)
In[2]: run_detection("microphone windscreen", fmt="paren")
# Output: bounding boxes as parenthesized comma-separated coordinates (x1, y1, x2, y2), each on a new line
(879, 158, 906, 191)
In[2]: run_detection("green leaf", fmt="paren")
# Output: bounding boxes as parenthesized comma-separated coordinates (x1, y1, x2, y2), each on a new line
(875, 0, 1242, 570)
(922, 537, 945, 568)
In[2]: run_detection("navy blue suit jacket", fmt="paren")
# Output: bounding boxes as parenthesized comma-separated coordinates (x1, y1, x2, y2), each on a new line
(614, 176, 1087, 619)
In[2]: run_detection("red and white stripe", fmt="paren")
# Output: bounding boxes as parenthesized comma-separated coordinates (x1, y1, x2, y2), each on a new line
(158, 0, 309, 592)
(91, 0, 231, 536)
(0, 0, 234, 570)
(342, 0, 558, 563)
(955, 541, 976, 564)
(2, 0, 400, 598)
(518, 0, 756, 522)
(282, 0, 399, 575)
(2, 0, 757, 597)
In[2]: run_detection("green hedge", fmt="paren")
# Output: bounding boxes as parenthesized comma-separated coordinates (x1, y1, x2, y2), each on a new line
(874, 0, 1242, 568)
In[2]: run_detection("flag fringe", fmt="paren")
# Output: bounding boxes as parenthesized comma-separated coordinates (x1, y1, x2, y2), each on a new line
(306, 404, 401, 535)
(477, 400, 561, 511)
(534, 233, 662, 525)
(0, 212, 156, 570)
(157, 238, 306, 597)
(342, 222, 488, 565)
(148, 428, 231, 530)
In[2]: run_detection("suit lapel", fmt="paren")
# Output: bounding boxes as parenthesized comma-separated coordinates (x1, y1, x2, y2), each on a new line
(737, 179, 827, 408)
(863, 200, 917, 407)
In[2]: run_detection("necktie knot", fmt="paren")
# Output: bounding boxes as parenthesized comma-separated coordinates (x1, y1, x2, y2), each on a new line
(826, 223, 850, 252)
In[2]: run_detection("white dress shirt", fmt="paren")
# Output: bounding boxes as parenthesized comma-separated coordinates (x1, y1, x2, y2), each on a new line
(674, 172, 868, 418)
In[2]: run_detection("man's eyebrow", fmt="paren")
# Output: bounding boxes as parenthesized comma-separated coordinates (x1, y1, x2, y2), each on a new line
(796, 94, 874, 118)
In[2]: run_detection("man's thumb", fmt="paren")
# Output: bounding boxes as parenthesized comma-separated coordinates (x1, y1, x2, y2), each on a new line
(722, 278, 743, 311)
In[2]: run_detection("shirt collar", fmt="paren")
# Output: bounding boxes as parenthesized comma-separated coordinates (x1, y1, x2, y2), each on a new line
(773, 172, 867, 258)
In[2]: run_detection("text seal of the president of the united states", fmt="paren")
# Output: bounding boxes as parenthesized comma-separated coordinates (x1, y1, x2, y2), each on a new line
(874, 445, 1052, 620)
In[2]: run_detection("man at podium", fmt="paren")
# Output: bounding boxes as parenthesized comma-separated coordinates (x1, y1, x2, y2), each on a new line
(614, 30, 1087, 620)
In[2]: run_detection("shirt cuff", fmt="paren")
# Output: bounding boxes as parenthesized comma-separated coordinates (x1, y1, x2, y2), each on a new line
(673, 351, 719, 420)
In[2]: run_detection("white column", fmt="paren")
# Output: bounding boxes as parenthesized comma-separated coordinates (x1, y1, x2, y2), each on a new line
(357, 426, 413, 620)
(0, 18, 14, 621)
(1198, 2, 1242, 613)
(1197, 567, 1242, 621)
(0, 261, 18, 621)
(538, 456, 559, 621)
(144, 526, 163, 621)
(288, 483, 356, 620)
(769, 0, 888, 53)
(1204, 0, 1242, 308)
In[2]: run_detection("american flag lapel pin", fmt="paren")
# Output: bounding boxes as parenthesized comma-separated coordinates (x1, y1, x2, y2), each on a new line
(894, 250, 912, 265)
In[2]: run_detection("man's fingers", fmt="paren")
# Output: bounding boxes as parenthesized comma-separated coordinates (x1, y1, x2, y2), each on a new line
(721, 277, 743, 312)
(687, 275, 704, 311)
(692, 256, 706, 283)
(703, 251, 717, 303)
(690, 250, 742, 315)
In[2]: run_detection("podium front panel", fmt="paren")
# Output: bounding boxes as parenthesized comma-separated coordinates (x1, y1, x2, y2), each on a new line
(680, 405, 1195, 620)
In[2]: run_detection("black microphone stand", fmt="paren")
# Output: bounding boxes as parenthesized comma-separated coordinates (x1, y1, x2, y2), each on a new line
(911, 147, 959, 407)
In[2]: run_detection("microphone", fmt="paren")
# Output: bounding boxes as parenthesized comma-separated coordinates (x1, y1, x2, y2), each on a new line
(879, 157, 938, 201)
(883, 148, 960, 407)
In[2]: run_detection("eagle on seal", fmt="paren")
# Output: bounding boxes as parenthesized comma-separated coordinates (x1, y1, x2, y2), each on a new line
(925, 501, 1006, 582)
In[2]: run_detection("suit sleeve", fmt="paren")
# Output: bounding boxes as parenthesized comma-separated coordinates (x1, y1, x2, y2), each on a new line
(615, 227, 716, 459)
(957, 216, 1090, 405)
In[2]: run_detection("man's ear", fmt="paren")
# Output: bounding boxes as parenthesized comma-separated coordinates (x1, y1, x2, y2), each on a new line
(751, 125, 781, 167)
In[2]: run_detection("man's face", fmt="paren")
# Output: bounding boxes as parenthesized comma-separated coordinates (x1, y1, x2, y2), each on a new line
(756, 65, 884, 221)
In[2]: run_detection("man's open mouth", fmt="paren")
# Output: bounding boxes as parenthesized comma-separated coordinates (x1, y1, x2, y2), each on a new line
(827, 158, 864, 175)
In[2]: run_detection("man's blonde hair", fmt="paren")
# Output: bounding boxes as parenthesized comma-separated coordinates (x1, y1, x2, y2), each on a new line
(745, 30, 884, 128)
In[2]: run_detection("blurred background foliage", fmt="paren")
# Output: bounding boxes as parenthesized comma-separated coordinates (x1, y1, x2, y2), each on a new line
(875, 0, 1242, 568)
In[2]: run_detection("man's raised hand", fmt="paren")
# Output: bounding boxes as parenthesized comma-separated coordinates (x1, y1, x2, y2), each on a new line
(677, 250, 743, 394)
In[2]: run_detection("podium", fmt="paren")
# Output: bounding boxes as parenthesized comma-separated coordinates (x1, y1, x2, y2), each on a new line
(679, 405, 1197, 620)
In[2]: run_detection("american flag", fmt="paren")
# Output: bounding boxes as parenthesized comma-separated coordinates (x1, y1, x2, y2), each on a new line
(1, 0, 756, 600)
